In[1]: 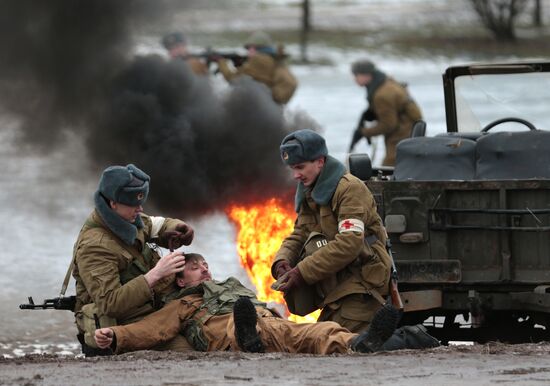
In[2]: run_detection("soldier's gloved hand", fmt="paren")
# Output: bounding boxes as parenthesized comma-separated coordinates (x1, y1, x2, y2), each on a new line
(362, 108, 377, 122)
(278, 267, 305, 294)
(208, 54, 222, 62)
(160, 223, 194, 251)
(175, 222, 194, 246)
(273, 260, 291, 279)
(360, 121, 376, 145)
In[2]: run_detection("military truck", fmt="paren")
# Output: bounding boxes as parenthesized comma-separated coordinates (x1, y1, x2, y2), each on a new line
(349, 61, 550, 343)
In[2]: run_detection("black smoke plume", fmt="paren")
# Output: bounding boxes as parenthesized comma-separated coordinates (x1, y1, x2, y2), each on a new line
(0, 0, 153, 146)
(91, 56, 294, 216)
(0, 1, 317, 216)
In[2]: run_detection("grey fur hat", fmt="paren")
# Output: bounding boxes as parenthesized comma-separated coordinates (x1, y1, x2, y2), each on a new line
(96, 164, 150, 206)
(280, 129, 328, 165)
(162, 31, 186, 50)
(244, 31, 273, 48)
(351, 60, 377, 75)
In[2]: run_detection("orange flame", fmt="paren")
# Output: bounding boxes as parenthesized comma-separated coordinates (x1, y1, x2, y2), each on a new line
(227, 198, 320, 323)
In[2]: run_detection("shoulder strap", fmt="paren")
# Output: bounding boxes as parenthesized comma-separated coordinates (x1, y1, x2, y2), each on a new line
(61, 218, 153, 295)
(60, 254, 76, 296)
(60, 219, 101, 296)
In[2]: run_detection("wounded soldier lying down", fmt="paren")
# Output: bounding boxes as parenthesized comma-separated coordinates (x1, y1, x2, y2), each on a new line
(95, 253, 426, 354)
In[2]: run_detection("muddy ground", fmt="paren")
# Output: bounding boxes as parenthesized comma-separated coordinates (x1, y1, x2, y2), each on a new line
(1, 343, 550, 386)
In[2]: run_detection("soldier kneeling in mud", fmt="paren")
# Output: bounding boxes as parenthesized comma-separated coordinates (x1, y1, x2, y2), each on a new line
(94, 253, 434, 355)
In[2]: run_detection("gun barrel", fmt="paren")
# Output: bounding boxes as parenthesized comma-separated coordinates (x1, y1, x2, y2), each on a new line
(19, 296, 76, 311)
(389, 279, 404, 310)
(19, 303, 52, 310)
(385, 239, 404, 310)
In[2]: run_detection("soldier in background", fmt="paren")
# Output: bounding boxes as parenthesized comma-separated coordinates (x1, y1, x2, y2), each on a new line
(161, 31, 209, 75)
(351, 60, 422, 166)
(215, 31, 297, 105)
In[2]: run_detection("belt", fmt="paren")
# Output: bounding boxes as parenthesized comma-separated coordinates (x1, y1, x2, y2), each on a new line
(364, 234, 378, 246)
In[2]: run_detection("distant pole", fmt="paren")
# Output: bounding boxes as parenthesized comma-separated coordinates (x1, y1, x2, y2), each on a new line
(533, 0, 542, 27)
(300, 0, 310, 63)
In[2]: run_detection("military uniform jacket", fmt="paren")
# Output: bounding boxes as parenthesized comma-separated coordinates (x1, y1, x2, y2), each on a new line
(181, 56, 209, 76)
(362, 78, 422, 166)
(72, 210, 181, 324)
(218, 52, 296, 104)
(272, 157, 392, 306)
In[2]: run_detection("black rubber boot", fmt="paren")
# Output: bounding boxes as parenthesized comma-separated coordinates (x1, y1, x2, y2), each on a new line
(350, 304, 401, 353)
(233, 297, 265, 353)
(380, 324, 440, 351)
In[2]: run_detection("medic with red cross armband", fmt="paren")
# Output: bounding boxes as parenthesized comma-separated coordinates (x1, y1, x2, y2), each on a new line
(271, 129, 393, 334)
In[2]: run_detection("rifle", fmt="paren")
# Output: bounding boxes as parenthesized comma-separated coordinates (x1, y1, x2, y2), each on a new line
(348, 108, 376, 152)
(19, 296, 76, 312)
(193, 49, 247, 69)
(385, 238, 404, 311)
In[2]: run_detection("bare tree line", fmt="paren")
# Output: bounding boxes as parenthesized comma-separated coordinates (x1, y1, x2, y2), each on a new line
(298, 0, 545, 57)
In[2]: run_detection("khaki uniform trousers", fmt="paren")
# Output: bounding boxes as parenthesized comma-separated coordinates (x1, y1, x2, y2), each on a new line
(229, 308, 355, 354)
(112, 299, 356, 354)
(318, 293, 383, 334)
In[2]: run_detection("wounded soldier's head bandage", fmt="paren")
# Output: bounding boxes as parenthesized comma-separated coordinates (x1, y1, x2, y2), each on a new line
(338, 218, 364, 233)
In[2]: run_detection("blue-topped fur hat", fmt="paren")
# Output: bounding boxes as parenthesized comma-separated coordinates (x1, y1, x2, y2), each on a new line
(280, 129, 328, 165)
(97, 164, 150, 206)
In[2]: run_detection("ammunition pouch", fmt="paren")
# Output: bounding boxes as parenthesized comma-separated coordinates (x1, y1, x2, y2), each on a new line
(283, 232, 326, 316)
(75, 303, 117, 349)
(77, 333, 113, 357)
(284, 286, 322, 316)
(358, 234, 389, 305)
(284, 232, 389, 315)
(403, 97, 422, 123)
(180, 319, 209, 352)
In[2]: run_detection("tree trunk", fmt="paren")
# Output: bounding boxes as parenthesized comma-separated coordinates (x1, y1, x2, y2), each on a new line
(300, 0, 311, 63)
(470, 0, 529, 41)
(533, 0, 542, 27)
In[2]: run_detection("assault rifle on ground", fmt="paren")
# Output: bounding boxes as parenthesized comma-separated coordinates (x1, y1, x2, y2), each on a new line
(19, 296, 76, 311)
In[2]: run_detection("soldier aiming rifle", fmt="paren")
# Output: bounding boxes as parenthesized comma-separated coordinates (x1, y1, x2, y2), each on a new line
(193, 48, 247, 71)
(215, 31, 298, 105)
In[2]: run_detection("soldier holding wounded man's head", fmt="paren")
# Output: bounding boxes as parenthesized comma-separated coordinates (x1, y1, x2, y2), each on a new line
(72, 163, 195, 355)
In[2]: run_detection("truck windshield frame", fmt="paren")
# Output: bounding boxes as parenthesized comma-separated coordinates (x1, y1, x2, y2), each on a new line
(443, 62, 550, 133)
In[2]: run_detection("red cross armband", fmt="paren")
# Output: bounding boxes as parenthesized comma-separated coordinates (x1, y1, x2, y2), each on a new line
(338, 218, 364, 234)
